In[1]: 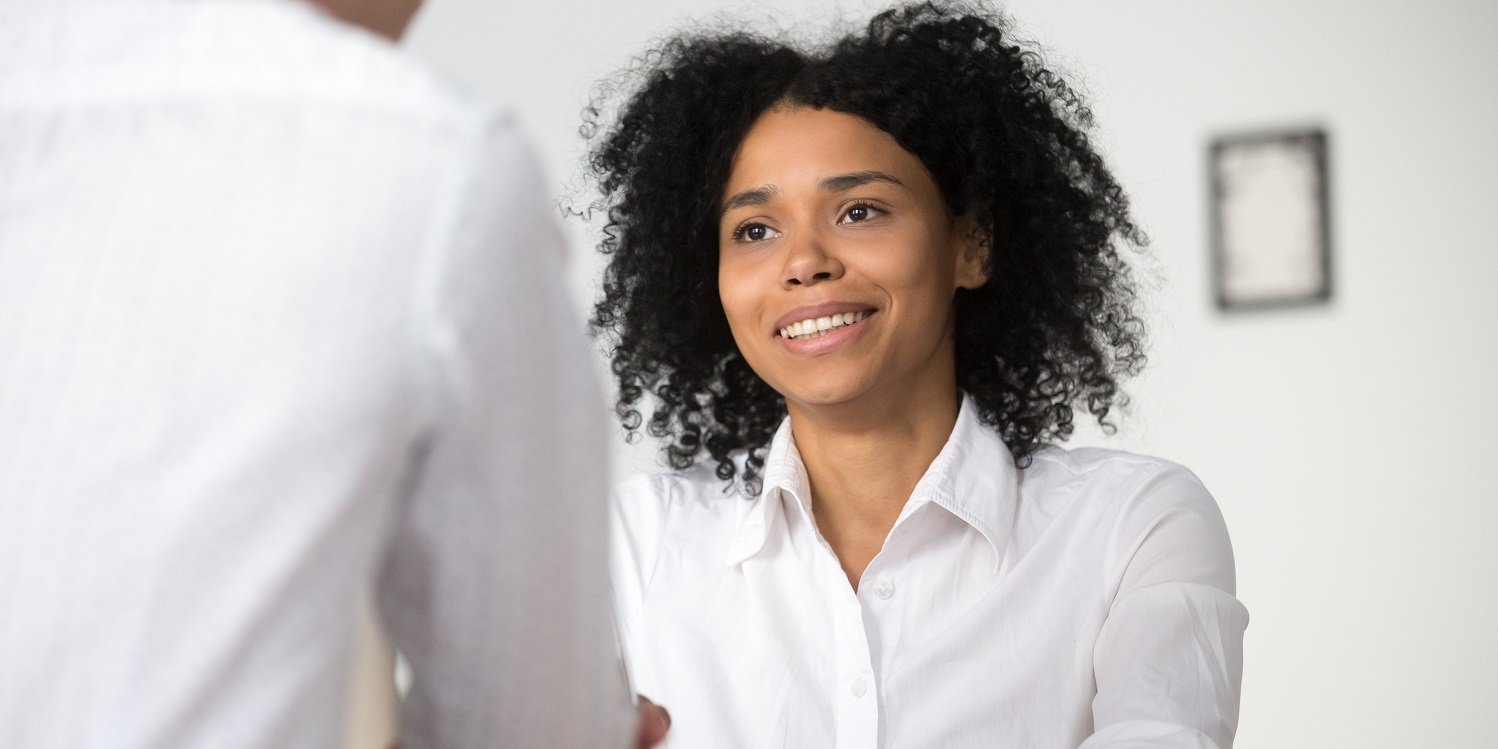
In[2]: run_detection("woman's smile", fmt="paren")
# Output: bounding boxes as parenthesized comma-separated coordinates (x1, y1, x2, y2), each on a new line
(777, 307, 877, 355)
(776, 306, 874, 341)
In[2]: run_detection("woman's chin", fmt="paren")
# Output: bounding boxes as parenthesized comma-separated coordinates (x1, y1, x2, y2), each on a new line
(778, 382, 874, 414)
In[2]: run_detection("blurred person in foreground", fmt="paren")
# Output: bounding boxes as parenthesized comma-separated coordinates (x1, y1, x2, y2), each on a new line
(587, 2, 1247, 746)
(0, 0, 662, 746)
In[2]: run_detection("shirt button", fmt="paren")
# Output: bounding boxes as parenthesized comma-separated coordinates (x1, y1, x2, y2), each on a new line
(872, 578, 895, 600)
(850, 676, 869, 698)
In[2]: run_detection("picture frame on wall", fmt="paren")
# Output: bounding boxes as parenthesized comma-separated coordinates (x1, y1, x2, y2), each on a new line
(1208, 128, 1332, 311)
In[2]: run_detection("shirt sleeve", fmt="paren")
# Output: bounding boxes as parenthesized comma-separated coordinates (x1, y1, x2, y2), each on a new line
(375, 108, 632, 749)
(1081, 465, 1250, 749)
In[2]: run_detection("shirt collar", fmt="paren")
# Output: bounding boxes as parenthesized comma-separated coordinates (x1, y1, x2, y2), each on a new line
(906, 393, 1019, 572)
(723, 394, 1019, 571)
(722, 416, 806, 566)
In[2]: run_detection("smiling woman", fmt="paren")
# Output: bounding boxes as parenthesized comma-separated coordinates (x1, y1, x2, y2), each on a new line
(718, 108, 988, 428)
(587, 2, 1149, 493)
(584, 2, 1248, 747)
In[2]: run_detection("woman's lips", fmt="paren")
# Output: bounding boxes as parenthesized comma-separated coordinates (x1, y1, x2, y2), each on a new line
(772, 302, 879, 338)
(777, 309, 877, 355)
(777, 309, 872, 341)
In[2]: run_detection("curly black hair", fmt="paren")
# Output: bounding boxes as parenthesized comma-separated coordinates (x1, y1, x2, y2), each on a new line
(583, 0, 1147, 492)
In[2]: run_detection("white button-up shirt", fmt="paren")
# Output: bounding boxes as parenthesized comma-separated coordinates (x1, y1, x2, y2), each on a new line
(0, 2, 628, 747)
(612, 396, 1248, 748)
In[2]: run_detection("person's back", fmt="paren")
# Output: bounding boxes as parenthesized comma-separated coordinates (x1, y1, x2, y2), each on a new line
(0, 2, 627, 746)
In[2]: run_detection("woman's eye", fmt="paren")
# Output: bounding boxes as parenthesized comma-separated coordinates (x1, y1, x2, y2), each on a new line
(840, 203, 880, 224)
(734, 223, 777, 242)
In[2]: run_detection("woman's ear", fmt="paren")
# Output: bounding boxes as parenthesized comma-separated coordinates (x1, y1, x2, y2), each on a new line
(953, 216, 991, 290)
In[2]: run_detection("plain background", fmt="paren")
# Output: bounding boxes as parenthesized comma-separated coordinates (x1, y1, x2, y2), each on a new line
(351, 1, 1498, 746)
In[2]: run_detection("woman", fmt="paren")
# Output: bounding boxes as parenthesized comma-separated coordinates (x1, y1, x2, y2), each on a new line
(586, 3, 1248, 746)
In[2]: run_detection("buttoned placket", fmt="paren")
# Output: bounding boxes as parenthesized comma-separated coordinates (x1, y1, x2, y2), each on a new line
(829, 522, 919, 749)
(778, 483, 884, 749)
(825, 541, 880, 749)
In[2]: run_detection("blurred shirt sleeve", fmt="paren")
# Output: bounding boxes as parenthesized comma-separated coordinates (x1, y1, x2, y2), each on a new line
(375, 110, 632, 749)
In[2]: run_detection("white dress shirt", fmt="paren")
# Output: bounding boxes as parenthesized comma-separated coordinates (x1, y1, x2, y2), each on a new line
(0, 2, 628, 747)
(612, 395, 1249, 748)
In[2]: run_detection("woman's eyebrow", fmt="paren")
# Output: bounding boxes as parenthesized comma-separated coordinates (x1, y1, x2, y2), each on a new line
(821, 170, 904, 193)
(720, 171, 904, 215)
(721, 185, 778, 214)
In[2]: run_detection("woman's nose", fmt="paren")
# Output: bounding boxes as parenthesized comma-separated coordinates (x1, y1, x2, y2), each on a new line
(782, 232, 844, 288)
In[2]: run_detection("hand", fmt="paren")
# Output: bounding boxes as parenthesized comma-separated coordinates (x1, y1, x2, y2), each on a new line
(635, 695, 670, 748)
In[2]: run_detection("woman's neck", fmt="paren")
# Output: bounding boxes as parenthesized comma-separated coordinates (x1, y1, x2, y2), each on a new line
(786, 383, 961, 590)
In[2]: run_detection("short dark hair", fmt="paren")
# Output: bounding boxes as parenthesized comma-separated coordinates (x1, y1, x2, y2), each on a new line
(583, 1, 1148, 492)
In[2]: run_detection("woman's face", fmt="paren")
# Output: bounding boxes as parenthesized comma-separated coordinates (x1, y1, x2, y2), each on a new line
(717, 106, 987, 416)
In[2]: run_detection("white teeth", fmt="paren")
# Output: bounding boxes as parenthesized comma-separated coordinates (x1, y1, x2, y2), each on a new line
(779, 310, 870, 340)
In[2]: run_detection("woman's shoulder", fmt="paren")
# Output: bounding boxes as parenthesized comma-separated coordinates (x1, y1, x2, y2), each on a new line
(612, 460, 744, 498)
(609, 462, 751, 582)
(1028, 442, 1183, 471)
(1021, 445, 1221, 520)
(1021, 446, 1236, 591)
(610, 462, 748, 527)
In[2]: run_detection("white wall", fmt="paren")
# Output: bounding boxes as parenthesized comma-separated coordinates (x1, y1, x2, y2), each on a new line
(401, 1, 1498, 746)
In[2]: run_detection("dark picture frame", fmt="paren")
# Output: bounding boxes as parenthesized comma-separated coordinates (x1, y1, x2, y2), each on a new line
(1209, 128, 1332, 311)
